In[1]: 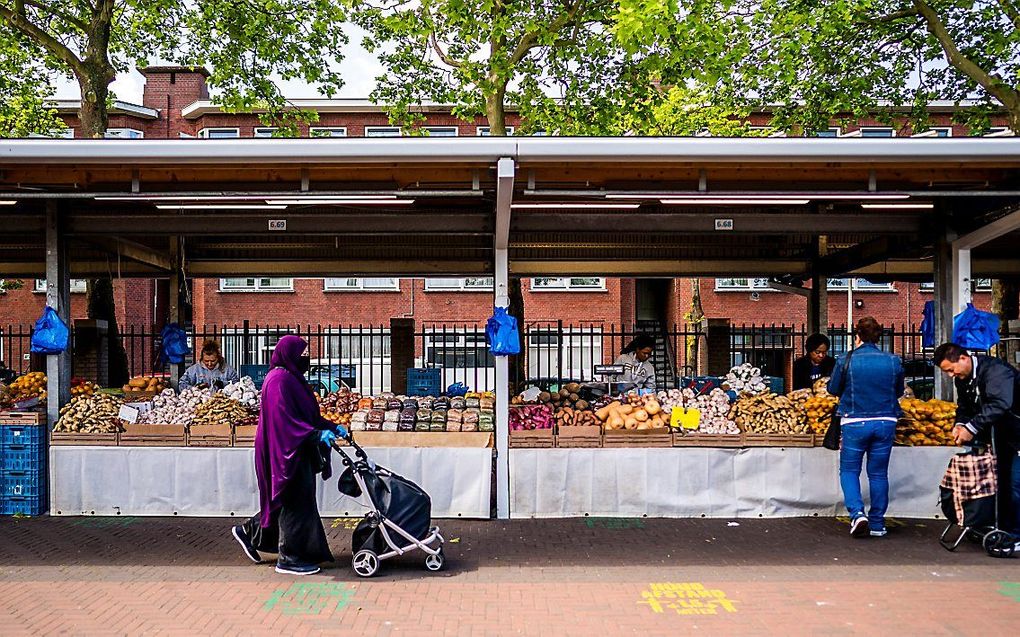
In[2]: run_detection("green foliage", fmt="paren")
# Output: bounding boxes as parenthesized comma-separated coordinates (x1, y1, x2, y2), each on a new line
(0, 279, 25, 291)
(0, 29, 64, 137)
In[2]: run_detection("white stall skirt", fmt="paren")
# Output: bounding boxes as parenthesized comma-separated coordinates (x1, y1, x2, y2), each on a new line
(50, 446, 493, 519)
(510, 447, 958, 519)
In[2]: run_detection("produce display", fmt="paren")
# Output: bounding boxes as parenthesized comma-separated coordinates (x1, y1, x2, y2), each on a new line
(191, 394, 256, 428)
(54, 394, 124, 433)
(722, 363, 769, 395)
(596, 395, 668, 431)
(513, 382, 590, 412)
(139, 387, 214, 425)
(122, 375, 169, 395)
(803, 394, 839, 435)
(555, 406, 598, 428)
(898, 398, 957, 446)
(222, 377, 260, 410)
(71, 377, 99, 398)
(4, 372, 47, 404)
(729, 391, 810, 434)
(349, 391, 496, 433)
(681, 388, 739, 435)
(509, 404, 554, 430)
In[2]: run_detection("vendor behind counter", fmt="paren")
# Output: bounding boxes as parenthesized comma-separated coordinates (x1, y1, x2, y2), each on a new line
(180, 340, 239, 391)
(611, 335, 657, 393)
(793, 333, 836, 390)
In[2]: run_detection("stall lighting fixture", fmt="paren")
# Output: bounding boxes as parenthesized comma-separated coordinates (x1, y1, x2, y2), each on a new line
(0, 200, 16, 205)
(860, 203, 934, 210)
(511, 203, 641, 210)
(660, 198, 811, 205)
(155, 204, 288, 210)
(607, 193, 910, 201)
(96, 194, 401, 202)
(266, 198, 415, 205)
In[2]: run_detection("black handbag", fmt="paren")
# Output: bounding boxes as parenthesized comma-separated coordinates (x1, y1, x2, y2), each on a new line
(822, 349, 854, 451)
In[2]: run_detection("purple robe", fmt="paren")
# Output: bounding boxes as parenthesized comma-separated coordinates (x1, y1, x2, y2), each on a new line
(254, 335, 330, 527)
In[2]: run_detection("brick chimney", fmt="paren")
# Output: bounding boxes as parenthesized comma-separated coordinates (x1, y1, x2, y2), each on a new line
(140, 66, 210, 138)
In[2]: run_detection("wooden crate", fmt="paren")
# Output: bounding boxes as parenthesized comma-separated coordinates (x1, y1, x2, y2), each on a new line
(50, 431, 119, 446)
(741, 432, 817, 447)
(603, 427, 673, 447)
(233, 425, 258, 447)
(556, 425, 602, 448)
(740, 433, 772, 447)
(0, 411, 46, 426)
(673, 432, 743, 447)
(119, 423, 186, 447)
(509, 428, 554, 448)
(188, 424, 233, 447)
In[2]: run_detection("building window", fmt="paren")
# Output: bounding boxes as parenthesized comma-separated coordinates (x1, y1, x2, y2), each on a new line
(104, 128, 144, 139)
(984, 127, 1012, 137)
(826, 278, 895, 291)
(912, 127, 952, 138)
(813, 127, 841, 137)
(714, 278, 772, 291)
(33, 279, 88, 293)
(531, 277, 606, 291)
(424, 278, 494, 291)
(309, 127, 348, 138)
(422, 126, 458, 137)
(858, 127, 895, 138)
(199, 128, 241, 139)
(476, 126, 515, 136)
(424, 332, 493, 368)
(323, 278, 399, 291)
(253, 127, 278, 138)
(920, 278, 992, 292)
(365, 126, 402, 137)
(219, 277, 293, 292)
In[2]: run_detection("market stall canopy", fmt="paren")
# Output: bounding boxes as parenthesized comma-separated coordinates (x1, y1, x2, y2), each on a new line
(2, 137, 1019, 278)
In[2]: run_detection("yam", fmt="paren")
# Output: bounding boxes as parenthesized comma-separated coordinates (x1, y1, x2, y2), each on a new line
(624, 416, 638, 430)
(645, 400, 661, 415)
(633, 409, 649, 422)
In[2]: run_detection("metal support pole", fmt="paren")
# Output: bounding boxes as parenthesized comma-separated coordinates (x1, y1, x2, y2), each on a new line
(45, 201, 71, 426)
(807, 237, 828, 336)
(169, 237, 184, 389)
(494, 157, 514, 520)
(934, 224, 956, 401)
(951, 245, 972, 314)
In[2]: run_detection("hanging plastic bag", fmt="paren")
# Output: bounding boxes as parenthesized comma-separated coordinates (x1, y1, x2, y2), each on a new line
(920, 300, 936, 348)
(158, 323, 191, 365)
(952, 303, 1000, 351)
(485, 306, 520, 356)
(30, 306, 70, 355)
(446, 381, 469, 397)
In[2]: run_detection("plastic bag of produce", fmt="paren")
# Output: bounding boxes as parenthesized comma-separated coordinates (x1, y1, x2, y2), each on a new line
(30, 306, 70, 355)
(418, 397, 435, 409)
(430, 410, 448, 423)
(382, 419, 398, 432)
(416, 408, 433, 421)
(402, 399, 419, 410)
(372, 398, 388, 410)
(460, 420, 478, 432)
(479, 396, 495, 412)
(384, 411, 400, 423)
(485, 306, 521, 356)
(386, 399, 403, 411)
(158, 322, 191, 365)
(465, 397, 480, 409)
(445, 420, 462, 432)
(446, 382, 469, 397)
(447, 408, 464, 423)
(450, 396, 467, 410)
(952, 303, 1000, 351)
(357, 397, 374, 410)
(478, 412, 494, 431)
(414, 419, 430, 432)
(463, 408, 480, 424)
(367, 409, 385, 424)
(433, 397, 450, 411)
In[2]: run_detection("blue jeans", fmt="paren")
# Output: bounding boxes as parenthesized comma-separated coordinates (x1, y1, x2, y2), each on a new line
(839, 420, 896, 531)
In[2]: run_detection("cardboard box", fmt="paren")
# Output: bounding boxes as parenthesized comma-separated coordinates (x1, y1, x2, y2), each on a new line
(188, 424, 233, 447)
(119, 423, 186, 446)
(233, 425, 258, 447)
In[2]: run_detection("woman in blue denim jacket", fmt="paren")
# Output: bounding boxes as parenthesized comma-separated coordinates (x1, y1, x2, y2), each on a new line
(827, 317, 904, 538)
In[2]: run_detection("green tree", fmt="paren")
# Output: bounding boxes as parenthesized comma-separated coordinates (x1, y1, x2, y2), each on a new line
(0, 35, 64, 137)
(0, 0, 350, 137)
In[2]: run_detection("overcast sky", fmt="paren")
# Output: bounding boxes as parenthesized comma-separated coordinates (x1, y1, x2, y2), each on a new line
(53, 25, 384, 102)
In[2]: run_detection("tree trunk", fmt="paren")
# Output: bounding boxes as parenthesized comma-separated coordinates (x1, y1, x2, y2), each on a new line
(76, 63, 114, 138)
(87, 277, 129, 387)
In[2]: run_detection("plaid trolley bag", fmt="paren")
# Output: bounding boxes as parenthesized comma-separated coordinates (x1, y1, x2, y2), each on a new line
(938, 445, 1015, 557)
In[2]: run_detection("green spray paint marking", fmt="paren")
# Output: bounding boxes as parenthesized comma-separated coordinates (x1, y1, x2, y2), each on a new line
(70, 517, 138, 529)
(999, 582, 1020, 603)
(264, 583, 355, 616)
(585, 517, 645, 530)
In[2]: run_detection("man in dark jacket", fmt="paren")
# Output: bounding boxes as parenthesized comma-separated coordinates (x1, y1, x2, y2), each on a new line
(934, 342, 1020, 539)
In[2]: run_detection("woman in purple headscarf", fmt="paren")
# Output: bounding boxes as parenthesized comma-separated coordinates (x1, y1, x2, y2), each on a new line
(231, 335, 347, 575)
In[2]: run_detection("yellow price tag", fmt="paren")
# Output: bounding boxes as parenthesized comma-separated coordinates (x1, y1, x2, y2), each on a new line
(671, 407, 701, 430)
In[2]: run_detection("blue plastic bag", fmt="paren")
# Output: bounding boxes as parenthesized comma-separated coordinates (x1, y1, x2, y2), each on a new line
(485, 306, 521, 356)
(159, 323, 191, 365)
(952, 303, 1000, 351)
(30, 306, 69, 355)
(920, 300, 936, 348)
(446, 382, 469, 397)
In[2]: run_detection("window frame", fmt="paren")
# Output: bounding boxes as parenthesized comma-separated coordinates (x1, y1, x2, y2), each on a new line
(309, 127, 348, 138)
(198, 127, 241, 139)
(825, 278, 896, 292)
(104, 128, 144, 139)
(365, 126, 402, 138)
(476, 126, 515, 136)
(322, 277, 400, 292)
(421, 126, 458, 137)
(33, 279, 88, 294)
(714, 278, 774, 292)
(218, 277, 294, 293)
(858, 127, 896, 138)
(424, 278, 495, 291)
(530, 277, 607, 292)
(813, 127, 841, 137)
(253, 127, 278, 138)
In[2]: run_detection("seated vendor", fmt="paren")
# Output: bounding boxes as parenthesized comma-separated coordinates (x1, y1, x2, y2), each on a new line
(792, 333, 836, 390)
(612, 335, 657, 393)
(180, 340, 239, 391)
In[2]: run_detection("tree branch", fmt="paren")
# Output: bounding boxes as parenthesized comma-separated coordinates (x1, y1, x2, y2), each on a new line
(911, 0, 1020, 110)
(995, 0, 1020, 31)
(429, 29, 461, 68)
(0, 4, 85, 76)
(872, 8, 920, 23)
(22, 0, 90, 31)
(508, 0, 585, 66)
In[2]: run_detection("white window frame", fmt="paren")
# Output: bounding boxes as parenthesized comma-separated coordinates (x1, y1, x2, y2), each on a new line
(848, 127, 895, 138)
(530, 277, 606, 291)
(323, 277, 400, 291)
(826, 278, 895, 292)
(309, 127, 348, 138)
(30, 129, 75, 139)
(920, 278, 991, 292)
(104, 128, 144, 139)
(424, 278, 494, 291)
(911, 127, 952, 138)
(714, 278, 773, 291)
(253, 127, 278, 138)
(813, 127, 841, 138)
(218, 277, 294, 292)
(476, 126, 515, 136)
(198, 127, 241, 139)
(33, 279, 88, 294)
(984, 127, 1014, 137)
(422, 126, 458, 137)
(365, 126, 402, 138)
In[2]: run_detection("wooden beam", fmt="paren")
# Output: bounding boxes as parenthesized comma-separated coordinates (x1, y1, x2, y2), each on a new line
(82, 237, 172, 271)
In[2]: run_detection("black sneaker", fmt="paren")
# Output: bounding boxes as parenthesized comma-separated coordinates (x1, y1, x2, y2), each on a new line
(232, 525, 262, 563)
(275, 562, 321, 576)
(850, 516, 870, 538)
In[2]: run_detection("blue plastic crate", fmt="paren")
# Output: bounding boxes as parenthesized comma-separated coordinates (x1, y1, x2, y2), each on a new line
(0, 496, 46, 516)
(406, 368, 441, 397)
(1, 471, 46, 499)
(1, 445, 47, 473)
(1, 424, 47, 448)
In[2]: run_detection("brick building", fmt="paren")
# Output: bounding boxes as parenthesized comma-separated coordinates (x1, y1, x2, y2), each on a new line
(0, 65, 1008, 379)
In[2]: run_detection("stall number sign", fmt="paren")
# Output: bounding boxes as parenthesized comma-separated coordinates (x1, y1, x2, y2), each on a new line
(714, 218, 734, 231)
(118, 404, 141, 424)
(268, 219, 287, 231)
(638, 583, 738, 616)
(671, 407, 701, 430)
(593, 365, 625, 377)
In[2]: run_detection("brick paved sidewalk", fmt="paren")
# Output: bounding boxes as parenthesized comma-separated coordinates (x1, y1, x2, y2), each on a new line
(0, 516, 1017, 635)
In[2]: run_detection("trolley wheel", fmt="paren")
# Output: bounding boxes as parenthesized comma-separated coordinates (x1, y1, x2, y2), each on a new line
(424, 549, 445, 572)
(352, 550, 380, 577)
(983, 531, 1016, 558)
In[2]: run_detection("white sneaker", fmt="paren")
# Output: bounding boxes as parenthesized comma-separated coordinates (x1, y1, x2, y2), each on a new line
(850, 516, 870, 538)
